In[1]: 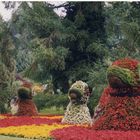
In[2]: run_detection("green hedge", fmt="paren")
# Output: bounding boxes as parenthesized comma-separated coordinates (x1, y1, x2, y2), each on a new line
(33, 94, 69, 111)
(88, 84, 106, 116)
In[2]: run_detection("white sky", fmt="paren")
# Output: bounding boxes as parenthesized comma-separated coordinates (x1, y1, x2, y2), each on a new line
(0, 1, 66, 21)
(0, 2, 16, 21)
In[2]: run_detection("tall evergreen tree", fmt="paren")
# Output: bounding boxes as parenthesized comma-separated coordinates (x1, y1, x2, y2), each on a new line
(9, 2, 108, 92)
(61, 2, 107, 84)
(105, 2, 140, 59)
(0, 17, 16, 113)
(45, 2, 108, 92)
(10, 2, 69, 92)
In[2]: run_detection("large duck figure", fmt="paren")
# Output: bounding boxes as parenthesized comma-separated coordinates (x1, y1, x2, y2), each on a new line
(62, 81, 92, 125)
(93, 58, 140, 130)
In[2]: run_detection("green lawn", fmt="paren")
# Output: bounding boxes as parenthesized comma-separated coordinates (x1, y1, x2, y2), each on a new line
(0, 135, 31, 140)
(40, 106, 64, 115)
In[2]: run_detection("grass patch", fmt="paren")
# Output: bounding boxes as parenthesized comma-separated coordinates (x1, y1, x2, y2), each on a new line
(40, 106, 64, 115)
(0, 135, 31, 140)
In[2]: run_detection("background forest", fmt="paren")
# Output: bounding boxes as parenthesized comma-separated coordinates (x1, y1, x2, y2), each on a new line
(0, 2, 140, 115)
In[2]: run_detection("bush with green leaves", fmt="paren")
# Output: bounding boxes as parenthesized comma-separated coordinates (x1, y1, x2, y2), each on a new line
(88, 84, 107, 116)
(87, 61, 108, 87)
(0, 18, 16, 113)
(33, 93, 69, 111)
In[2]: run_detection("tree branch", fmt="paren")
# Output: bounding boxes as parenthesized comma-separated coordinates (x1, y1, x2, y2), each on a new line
(46, 2, 68, 9)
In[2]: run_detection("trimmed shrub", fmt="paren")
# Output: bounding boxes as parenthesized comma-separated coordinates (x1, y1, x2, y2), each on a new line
(33, 94, 69, 111)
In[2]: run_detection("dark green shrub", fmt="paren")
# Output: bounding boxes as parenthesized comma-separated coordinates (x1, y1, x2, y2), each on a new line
(33, 94, 69, 111)
(88, 84, 107, 116)
(0, 88, 11, 113)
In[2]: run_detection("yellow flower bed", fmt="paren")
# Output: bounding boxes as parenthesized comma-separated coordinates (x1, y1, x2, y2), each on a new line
(0, 124, 70, 139)
(0, 115, 63, 120)
(0, 115, 7, 119)
(0, 114, 87, 139)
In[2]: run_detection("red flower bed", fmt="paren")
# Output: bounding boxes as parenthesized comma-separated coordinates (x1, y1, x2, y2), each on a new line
(51, 126, 140, 140)
(0, 116, 61, 127)
(0, 114, 140, 139)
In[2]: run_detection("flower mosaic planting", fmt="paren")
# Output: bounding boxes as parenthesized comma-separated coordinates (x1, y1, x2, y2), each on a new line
(0, 114, 70, 139)
(0, 114, 140, 140)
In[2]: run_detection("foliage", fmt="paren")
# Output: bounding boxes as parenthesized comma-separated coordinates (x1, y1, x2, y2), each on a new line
(87, 61, 108, 87)
(1, 2, 140, 114)
(40, 106, 64, 115)
(88, 84, 106, 116)
(12, 2, 69, 92)
(9, 2, 34, 72)
(33, 94, 69, 111)
(0, 17, 16, 113)
(10, 2, 108, 93)
(63, 2, 107, 83)
(105, 2, 140, 59)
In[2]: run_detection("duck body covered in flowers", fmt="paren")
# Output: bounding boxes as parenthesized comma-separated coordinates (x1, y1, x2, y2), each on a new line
(11, 87, 38, 116)
(93, 58, 140, 130)
(62, 81, 92, 125)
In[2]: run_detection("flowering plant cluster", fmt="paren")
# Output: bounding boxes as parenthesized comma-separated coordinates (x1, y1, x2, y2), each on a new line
(0, 114, 70, 139)
(93, 94, 140, 130)
(112, 58, 139, 72)
(0, 115, 62, 127)
(0, 59, 140, 139)
(51, 126, 140, 140)
(0, 114, 140, 139)
(93, 58, 140, 130)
